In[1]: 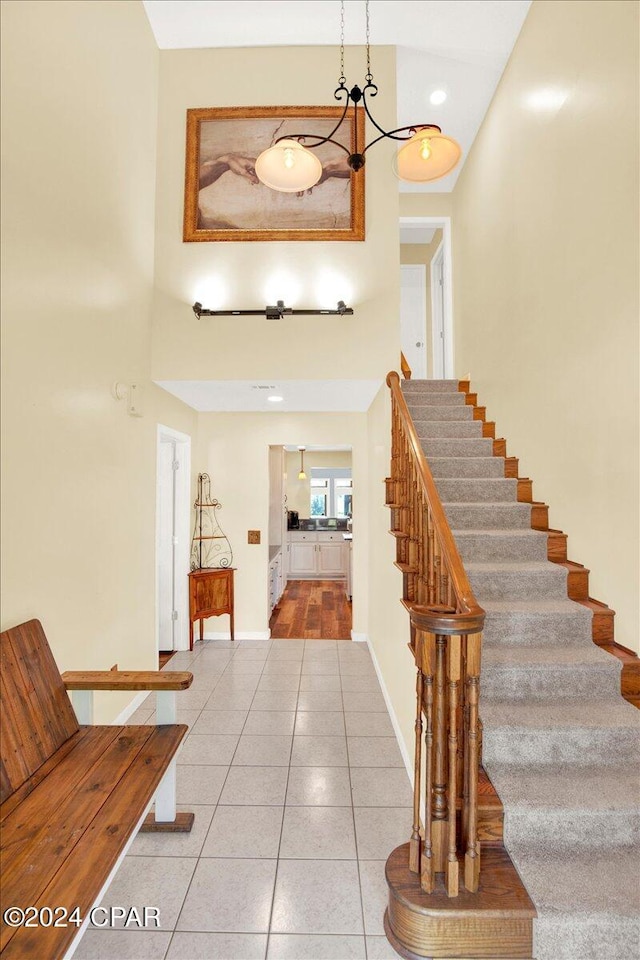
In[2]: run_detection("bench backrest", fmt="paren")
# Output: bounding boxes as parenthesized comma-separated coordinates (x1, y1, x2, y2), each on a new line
(1, 619, 79, 804)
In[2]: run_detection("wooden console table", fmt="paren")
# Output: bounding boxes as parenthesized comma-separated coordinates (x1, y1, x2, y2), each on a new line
(188, 567, 235, 649)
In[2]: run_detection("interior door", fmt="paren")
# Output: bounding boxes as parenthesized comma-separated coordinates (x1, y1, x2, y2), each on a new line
(431, 247, 445, 379)
(400, 264, 427, 379)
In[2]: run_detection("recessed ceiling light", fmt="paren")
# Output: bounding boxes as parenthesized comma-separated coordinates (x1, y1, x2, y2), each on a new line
(429, 89, 447, 106)
(268, 395, 284, 403)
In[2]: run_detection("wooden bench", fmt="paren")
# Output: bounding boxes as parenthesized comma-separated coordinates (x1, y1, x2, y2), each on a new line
(0, 619, 194, 959)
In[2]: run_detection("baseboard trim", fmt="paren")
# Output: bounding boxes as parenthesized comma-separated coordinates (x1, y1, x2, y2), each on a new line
(351, 631, 369, 643)
(204, 630, 271, 641)
(365, 639, 414, 788)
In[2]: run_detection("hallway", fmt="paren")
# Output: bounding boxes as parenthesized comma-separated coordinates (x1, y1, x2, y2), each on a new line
(269, 581, 352, 641)
(76, 638, 407, 960)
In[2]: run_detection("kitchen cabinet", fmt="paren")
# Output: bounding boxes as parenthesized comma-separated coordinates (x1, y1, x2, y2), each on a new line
(268, 549, 285, 614)
(287, 532, 346, 580)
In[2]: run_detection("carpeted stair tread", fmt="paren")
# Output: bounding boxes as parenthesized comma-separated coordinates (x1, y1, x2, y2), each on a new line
(422, 437, 495, 457)
(435, 477, 518, 502)
(482, 647, 622, 700)
(453, 528, 548, 562)
(483, 643, 619, 667)
(414, 419, 483, 438)
(403, 392, 467, 406)
(404, 404, 473, 421)
(443, 502, 533, 529)
(401, 379, 459, 392)
(466, 561, 569, 601)
(482, 697, 640, 730)
(484, 763, 640, 820)
(481, 599, 594, 646)
(429, 457, 506, 478)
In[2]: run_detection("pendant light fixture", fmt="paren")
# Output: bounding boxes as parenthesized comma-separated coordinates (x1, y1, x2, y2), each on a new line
(255, 0, 461, 192)
(298, 446, 307, 480)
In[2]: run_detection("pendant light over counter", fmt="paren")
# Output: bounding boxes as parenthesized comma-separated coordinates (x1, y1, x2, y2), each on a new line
(298, 447, 307, 480)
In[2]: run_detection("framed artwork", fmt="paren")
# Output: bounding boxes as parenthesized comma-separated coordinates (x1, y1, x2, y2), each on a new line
(183, 106, 365, 242)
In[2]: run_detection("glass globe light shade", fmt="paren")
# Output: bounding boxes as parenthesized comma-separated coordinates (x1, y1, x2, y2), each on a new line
(395, 128, 462, 182)
(255, 139, 323, 192)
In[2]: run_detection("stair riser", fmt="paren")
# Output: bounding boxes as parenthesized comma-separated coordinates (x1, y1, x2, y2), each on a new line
(481, 665, 622, 701)
(415, 420, 483, 438)
(503, 808, 640, 853)
(403, 392, 466, 406)
(483, 614, 592, 647)
(444, 503, 532, 530)
(422, 438, 494, 458)
(429, 457, 505, 478)
(436, 478, 518, 502)
(401, 381, 459, 393)
(483, 729, 640, 766)
(455, 534, 548, 563)
(404, 405, 473, 421)
(469, 568, 568, 601)
(533, 916, 640, 960)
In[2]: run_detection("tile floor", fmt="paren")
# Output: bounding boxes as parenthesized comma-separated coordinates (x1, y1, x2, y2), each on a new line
(75, 638, 410, 960)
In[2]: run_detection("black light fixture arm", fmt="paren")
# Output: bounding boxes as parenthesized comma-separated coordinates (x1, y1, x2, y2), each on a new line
(192, 301, 353, 319)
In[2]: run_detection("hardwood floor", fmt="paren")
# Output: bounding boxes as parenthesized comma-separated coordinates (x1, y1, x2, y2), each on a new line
(269, 579, 352, 640)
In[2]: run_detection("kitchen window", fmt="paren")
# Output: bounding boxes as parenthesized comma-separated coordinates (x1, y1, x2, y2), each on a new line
(310, 475, 352, 518)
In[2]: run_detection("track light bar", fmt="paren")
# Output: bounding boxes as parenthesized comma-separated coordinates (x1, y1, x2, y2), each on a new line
(192, 300, 353, 319)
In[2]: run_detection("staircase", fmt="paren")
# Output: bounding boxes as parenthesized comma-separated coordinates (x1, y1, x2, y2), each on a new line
(401, 378, 640, 960)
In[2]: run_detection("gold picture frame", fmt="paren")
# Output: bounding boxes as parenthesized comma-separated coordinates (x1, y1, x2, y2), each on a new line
(183, 106, 365, 242)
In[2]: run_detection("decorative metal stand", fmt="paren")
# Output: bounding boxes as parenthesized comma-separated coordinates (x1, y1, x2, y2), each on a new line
(190, 474, 233, 570)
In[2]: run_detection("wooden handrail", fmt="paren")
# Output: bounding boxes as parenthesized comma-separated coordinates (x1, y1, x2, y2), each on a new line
(400, 351, 412, 380)
(385, 370, 485, 898)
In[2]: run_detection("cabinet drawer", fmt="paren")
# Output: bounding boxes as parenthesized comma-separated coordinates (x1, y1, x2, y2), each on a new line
(317, 532, 343, 542)
(289, 532, 317, 542)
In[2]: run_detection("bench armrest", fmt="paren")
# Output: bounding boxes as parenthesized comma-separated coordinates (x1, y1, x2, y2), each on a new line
(62, 670, 193, 691)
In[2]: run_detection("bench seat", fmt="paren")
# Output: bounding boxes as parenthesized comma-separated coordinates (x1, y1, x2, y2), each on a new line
(0, 619, 191, 959)
(1, 722, 186, 959)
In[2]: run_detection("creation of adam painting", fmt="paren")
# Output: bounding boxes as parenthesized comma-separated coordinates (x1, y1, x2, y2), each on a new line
(183, 106, 365, 242)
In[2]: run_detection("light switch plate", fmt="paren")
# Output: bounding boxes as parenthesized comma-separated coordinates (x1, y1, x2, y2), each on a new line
(248, 530, 261, 544)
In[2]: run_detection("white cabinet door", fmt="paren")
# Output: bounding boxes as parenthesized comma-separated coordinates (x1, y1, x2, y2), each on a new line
(290, 541, 317, 576)
(317, 542, 345, 576)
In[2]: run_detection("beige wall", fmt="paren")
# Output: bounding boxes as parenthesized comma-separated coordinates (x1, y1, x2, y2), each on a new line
(452, 0, 639, 651)
(366, 385, 415, 756)
(401, 231, 443, 378)
(195, 415, 368, 637)
(285, 450, 352, 517)
(1, 0, 197, 720)
(151, 45, 400, 383)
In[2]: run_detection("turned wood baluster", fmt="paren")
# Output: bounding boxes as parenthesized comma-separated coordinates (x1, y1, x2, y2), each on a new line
(409, 663, 424, 873)
(432, 634, 448, 873)
(421, 631, 436, 892)
(446, 635, 461, 897)
(464, 633, 482, 892)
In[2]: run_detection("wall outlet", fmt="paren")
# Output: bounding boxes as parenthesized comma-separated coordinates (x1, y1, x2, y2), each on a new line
(248, 530, 261, 544)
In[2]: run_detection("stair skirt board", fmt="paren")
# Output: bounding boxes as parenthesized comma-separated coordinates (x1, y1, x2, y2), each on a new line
(389, 379, 640, 960)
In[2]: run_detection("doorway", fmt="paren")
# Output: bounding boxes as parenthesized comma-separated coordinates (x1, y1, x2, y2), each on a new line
(399, 216, 454, 378)
(269, 445, 353, 639)
(156, 425, 191, 652)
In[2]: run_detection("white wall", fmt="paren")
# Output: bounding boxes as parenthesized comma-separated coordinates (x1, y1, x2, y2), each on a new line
(1, 0, 197, 720)
(452, 0, 639, 652)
